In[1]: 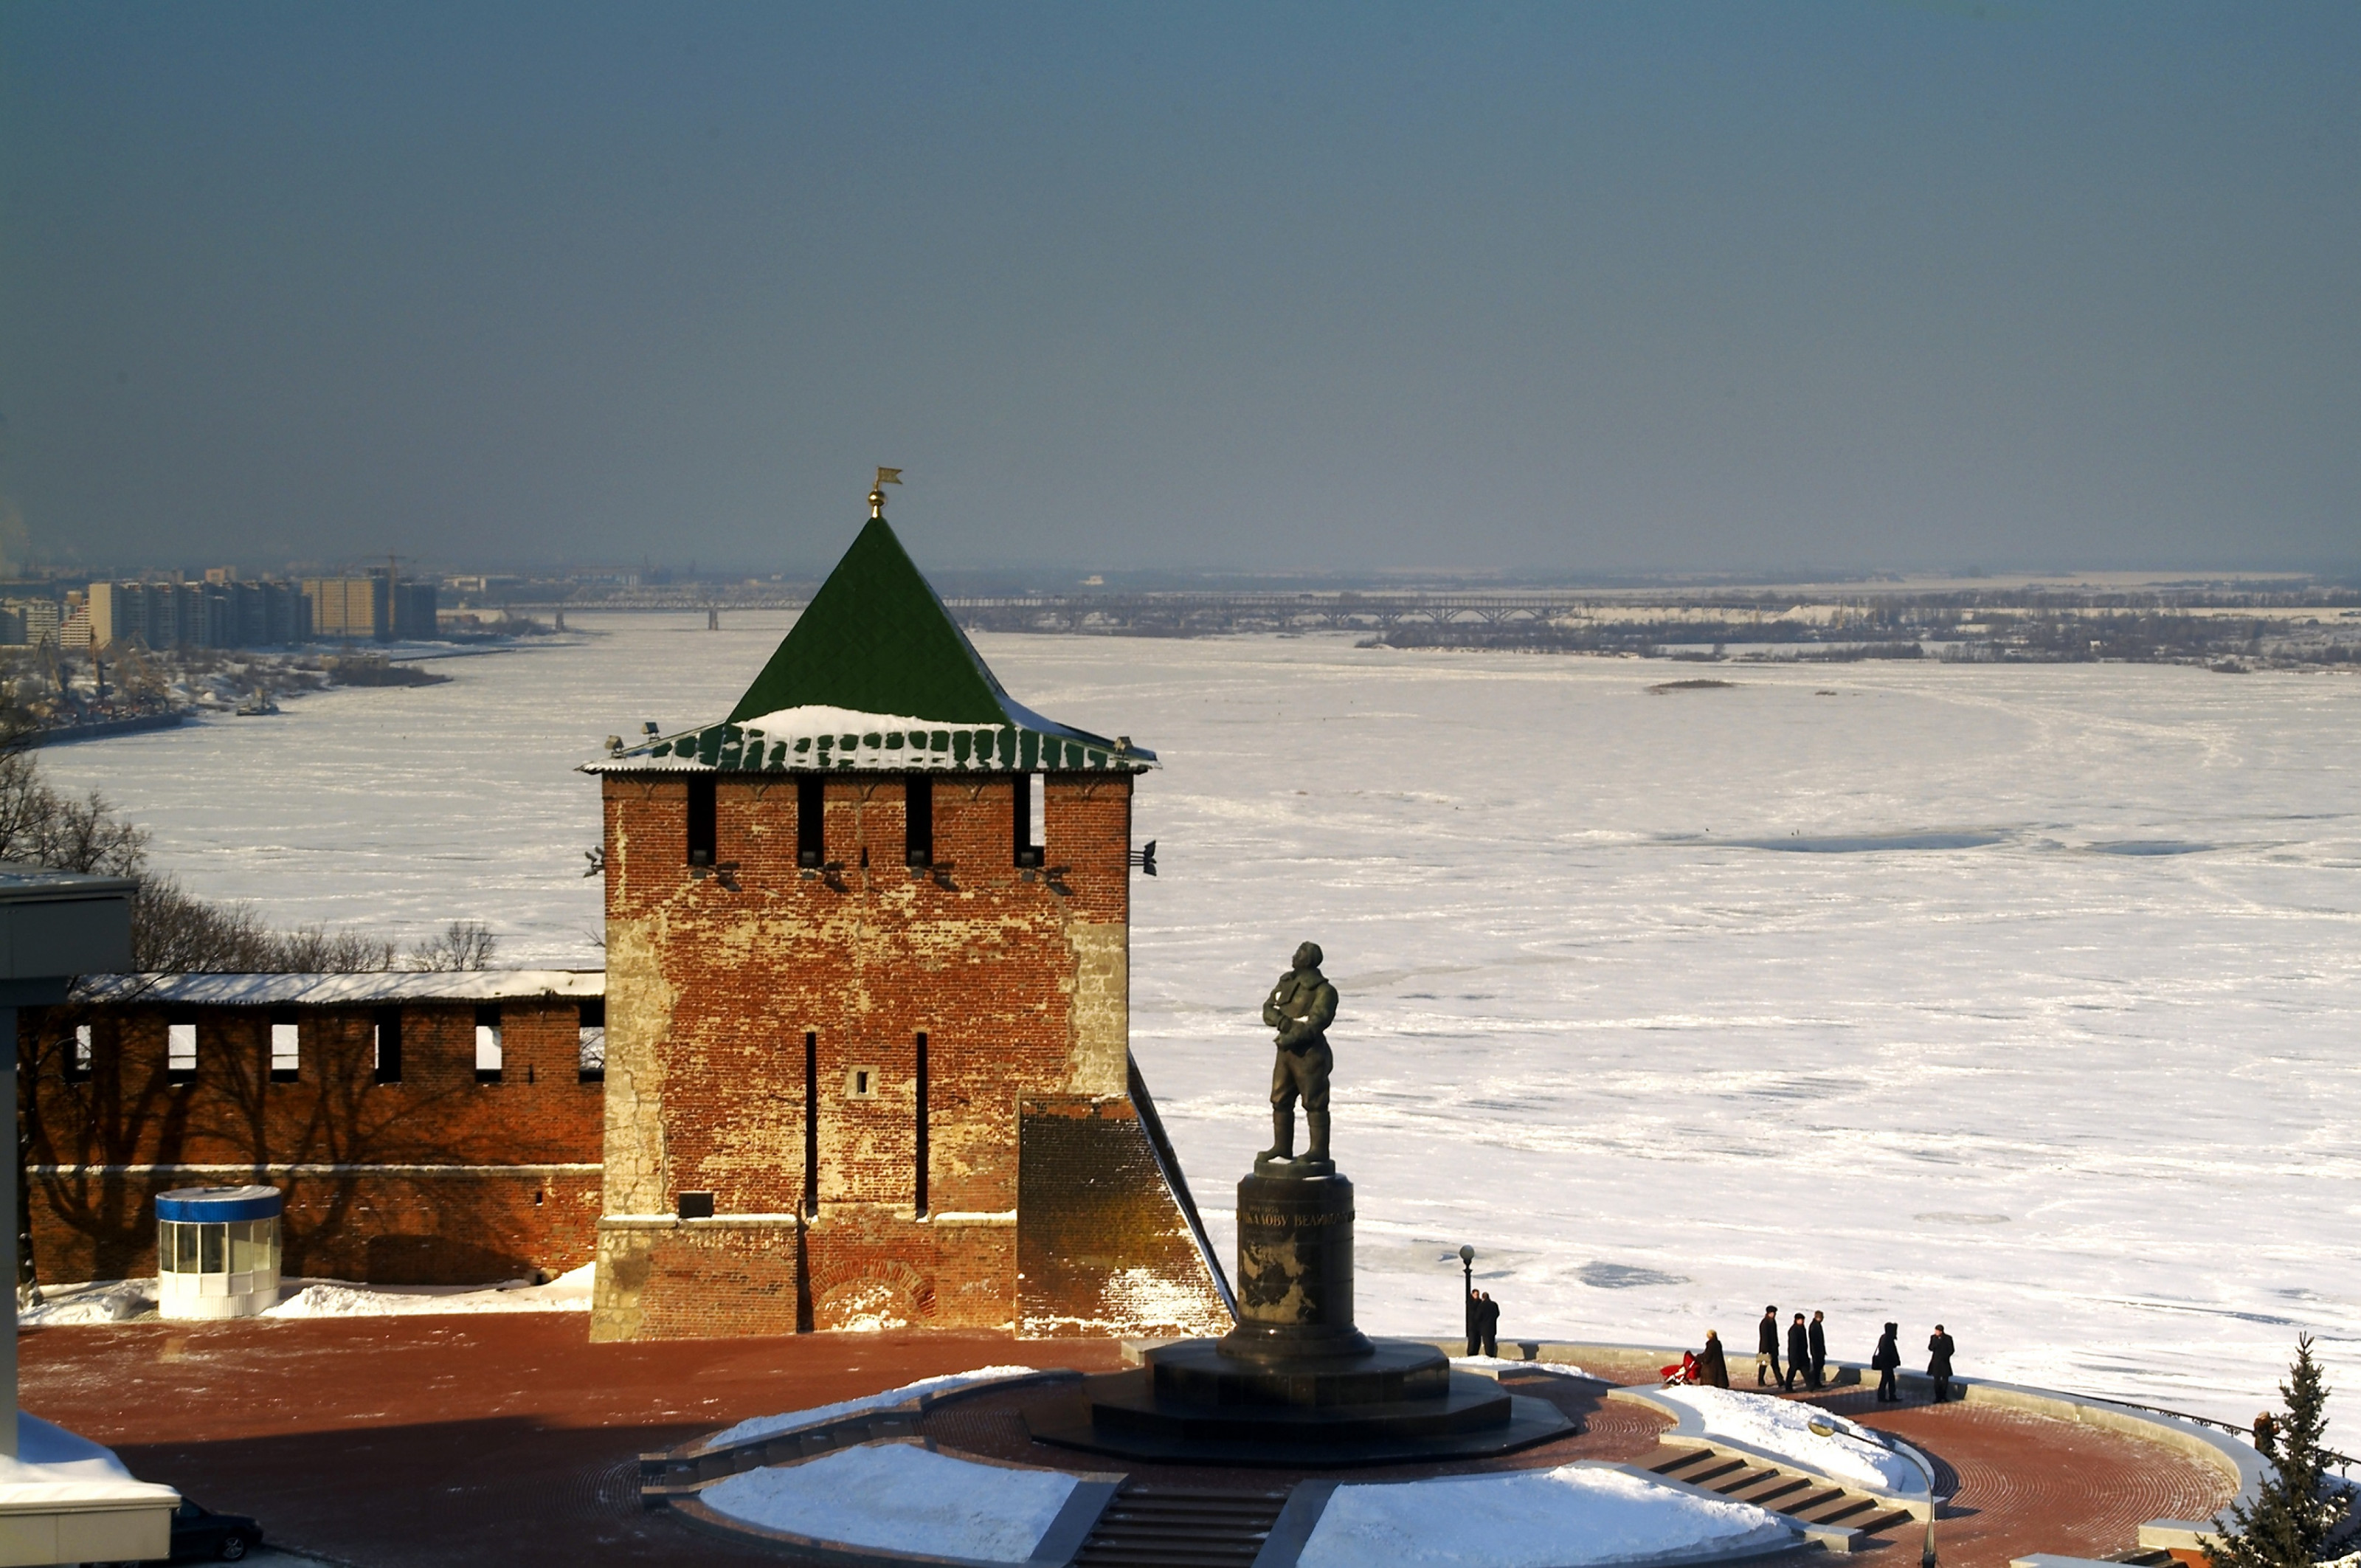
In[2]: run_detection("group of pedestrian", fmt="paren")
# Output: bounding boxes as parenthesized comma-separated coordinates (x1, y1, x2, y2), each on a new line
(1465, 1289, 1501, 1357)
(1755, 1306, 1831, 1391)
(1732, 1308, 1958, 1402)
(1455, 1287, 1960, 1402)
(1873, 1322, 1957, 1401)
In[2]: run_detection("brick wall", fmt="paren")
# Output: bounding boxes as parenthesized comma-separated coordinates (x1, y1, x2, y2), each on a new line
(23, 997, 602, 1285)
(592, 769, 1231, 1341)
(1017, 1096, 1232, 1336)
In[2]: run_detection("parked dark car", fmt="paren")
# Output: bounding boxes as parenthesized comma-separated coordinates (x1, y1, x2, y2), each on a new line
(167, 1498, 263, 1561)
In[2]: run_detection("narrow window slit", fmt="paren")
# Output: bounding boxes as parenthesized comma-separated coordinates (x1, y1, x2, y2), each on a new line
(373, 1007, 403, 1084)
(797, 776, 825, 867)
(269, 1013, 300, 1081)
(1013, 773, 1043, 867)
(578, 999, 606, 1083)
(802, 1030, 819, 1218)
(686, 776, 717, 866)
(914, 1030, 930, 1218)
(475, 1006, 503, 1084)
(905, 775, 933, 868)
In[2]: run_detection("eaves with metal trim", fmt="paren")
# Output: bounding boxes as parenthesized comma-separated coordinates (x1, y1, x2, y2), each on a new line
(584, 711, 1153, 775)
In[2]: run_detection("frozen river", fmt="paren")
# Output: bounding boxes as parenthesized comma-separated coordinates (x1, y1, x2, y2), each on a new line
(41, 616, 2361, 1429)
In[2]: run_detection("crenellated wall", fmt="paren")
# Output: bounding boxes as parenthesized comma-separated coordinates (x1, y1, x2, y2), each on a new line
(24, 991, 603, 1285)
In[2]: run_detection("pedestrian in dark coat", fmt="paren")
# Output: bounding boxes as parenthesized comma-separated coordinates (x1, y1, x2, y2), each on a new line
(1808, 1311, 1828, 1390)
(1757, 1307, 1782, 1387)
(1927, 1324, 1957, 1403)
(1466, 1289, 1483, 1357)
(1700, 1330, 1731, 1389)
(1783, 1313, 1810, 1392)
(1476, 1291, 1501, 1358)
(1872, 1323, 1901, 1403)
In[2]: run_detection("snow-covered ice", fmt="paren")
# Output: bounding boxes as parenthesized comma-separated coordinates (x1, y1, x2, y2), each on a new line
(1644, 1386, 1923, 1495)
(1298, 1463, 1794, 1567)
(699, 1443, 1074, 1561)
(38, 618, 2361, 1430)
(265, 1263, 594, 1317)
(703, 1367, 1039, 1448)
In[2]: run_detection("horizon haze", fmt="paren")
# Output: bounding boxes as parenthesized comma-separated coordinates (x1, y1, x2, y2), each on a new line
(3, 2, 2357, 578)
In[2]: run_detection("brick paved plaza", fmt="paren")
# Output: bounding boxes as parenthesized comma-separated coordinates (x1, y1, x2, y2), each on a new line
(22, 1315, 2234, 1567)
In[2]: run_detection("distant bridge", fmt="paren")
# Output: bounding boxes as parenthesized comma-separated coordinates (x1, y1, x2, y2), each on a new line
(553, 590, 1678, 634)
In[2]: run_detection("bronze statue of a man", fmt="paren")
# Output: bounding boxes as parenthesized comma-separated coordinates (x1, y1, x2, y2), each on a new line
(1259, 942, 1339, 1168)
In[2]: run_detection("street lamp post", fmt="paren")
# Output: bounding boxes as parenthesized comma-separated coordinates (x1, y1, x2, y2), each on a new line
(1458, 1245, 1475, 1353)
(1811, 1417, 1936, 1568)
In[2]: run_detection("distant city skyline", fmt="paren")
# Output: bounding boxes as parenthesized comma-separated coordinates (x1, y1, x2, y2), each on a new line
(4, 3, 2356, 577)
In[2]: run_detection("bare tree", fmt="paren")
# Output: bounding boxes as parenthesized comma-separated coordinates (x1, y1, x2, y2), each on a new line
(273, 925, 399, 973)
(128, 877, 280, 972)
(0, 753, 148, 876)
(3, 746, 400, 1301)
(407, 920, 499, 972)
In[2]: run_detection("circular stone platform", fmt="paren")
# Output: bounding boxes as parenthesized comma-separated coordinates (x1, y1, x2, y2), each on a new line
(650, 1357, 2251, 1568)
(1025, 1350, 1574, 1465)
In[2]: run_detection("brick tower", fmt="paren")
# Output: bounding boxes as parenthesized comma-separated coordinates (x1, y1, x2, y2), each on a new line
(584, 505, 1232, 1341)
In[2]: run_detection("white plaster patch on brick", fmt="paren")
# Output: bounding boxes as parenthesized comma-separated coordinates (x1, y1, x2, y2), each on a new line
(1062, 920, 1130, 1098)
(601, 913, 675, 1216)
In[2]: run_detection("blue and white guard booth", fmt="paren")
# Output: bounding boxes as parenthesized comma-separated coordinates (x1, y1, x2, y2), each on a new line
(156, 1186, 283, 1320)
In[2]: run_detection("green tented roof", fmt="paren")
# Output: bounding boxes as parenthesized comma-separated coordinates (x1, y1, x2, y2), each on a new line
(727, 518, 1010, 725)
(585, 516, 1154, 776)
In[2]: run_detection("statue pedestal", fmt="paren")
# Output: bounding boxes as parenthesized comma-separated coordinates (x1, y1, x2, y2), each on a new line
(1218, 1172, 1369, 1365)
(1026, 1164, 1572, 1466)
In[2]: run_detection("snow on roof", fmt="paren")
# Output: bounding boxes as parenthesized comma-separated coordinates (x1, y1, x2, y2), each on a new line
(585, 517, 1152, 776)
(0, 1413, 179, 1510)
(0, 861, 140, 900)
(70, 970, 604, 1006)
(584, 704, 1152, 776)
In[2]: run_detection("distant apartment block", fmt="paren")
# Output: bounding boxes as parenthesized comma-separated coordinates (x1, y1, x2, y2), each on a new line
(0, 598, 63, 646)
(86, 579, 313, 651)
(70, 570, 438, 651)
(302, 573, 437, 641)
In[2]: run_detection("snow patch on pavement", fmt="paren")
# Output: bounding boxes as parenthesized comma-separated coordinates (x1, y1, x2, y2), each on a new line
(266, 1263, 594, 1318)
(1647, 1386, 1923, 1495)
(1299, 1463, 1794, 1568)
(703, 1367, 1039, 1449)
(21, 1280, 156, 1324)
(1454, 1355, 1590, 1378)
(701, 1443, 1074, 1562)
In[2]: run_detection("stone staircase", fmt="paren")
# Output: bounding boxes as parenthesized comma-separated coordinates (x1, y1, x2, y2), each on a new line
(1645, 1445, 1921, 1540)
(1070, 1482, 1292, 1567)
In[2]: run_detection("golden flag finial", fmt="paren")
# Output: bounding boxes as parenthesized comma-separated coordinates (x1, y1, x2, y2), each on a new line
(869, 466, 903, 518)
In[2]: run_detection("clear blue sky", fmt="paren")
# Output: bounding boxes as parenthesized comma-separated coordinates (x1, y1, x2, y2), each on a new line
(2, 2, 2354, 577)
